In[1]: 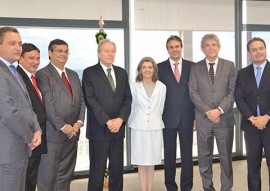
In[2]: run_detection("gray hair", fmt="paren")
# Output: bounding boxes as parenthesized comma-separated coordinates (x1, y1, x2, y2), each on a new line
(97, 39, 116, 53)
(201, 34, 220, 48)
(136, 56, 158, 82)
(0, 27, 19, 44)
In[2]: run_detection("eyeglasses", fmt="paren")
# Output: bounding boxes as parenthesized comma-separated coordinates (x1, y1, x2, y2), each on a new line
(53, 49, 70, 55)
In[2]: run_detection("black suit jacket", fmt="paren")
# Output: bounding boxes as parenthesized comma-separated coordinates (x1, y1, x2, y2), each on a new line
(17, 65, 47, 156)
(82, 63, 132, 141)
(158, 59, 195, 129)
(235, 60, 270, 133)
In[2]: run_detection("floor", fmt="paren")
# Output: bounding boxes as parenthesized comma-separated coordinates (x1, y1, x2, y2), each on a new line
(70, 159, 269, 191)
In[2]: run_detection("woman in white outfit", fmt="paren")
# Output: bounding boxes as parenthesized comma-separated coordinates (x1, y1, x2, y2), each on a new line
(128, 57, 166, 191)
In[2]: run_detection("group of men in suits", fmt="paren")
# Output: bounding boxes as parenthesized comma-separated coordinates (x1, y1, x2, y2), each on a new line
(1, 25, 269, 191)
(159, 34, 270, 191)
(0, 26, 85, 191)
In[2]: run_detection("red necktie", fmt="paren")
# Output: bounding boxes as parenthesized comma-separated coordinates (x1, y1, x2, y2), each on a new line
(174, 63, 180, 83)
(31, 75, 42, 102)
(61, 72, 73, 97)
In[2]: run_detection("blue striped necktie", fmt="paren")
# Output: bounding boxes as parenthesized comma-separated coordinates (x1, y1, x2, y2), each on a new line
(9, 64, 26, 92)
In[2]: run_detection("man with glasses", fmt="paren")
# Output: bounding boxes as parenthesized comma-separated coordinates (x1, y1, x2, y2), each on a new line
(158, 35, 195, 191)
(17, 43, 47, 191)
(36, 39, 85, 191)
(189, 34, 237, 191)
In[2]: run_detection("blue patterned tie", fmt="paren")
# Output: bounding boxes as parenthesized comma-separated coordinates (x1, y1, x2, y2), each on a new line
(9, 65, 26, 92)
(256, 66, 262, 115)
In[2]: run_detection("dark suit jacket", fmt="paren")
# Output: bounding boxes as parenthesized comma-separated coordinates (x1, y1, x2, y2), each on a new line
(17, 65, 47, 156)
(158, 59, 195, 129)
(82, 63, 132, 141)
(235, 60, 270, 133)
(0, 61, 41, 164)
(36, 63, 85, 144)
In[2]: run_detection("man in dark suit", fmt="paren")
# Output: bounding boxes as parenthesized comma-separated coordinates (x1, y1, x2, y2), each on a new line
(235, 37, 270, 191)
(158, 35, 195, 191)
(82, 39, 132, 191)
(36, 39, 85, 191)
(189, 34, 237, 191)
(0, 27, 41, 191)
(17, 43, 47, 191)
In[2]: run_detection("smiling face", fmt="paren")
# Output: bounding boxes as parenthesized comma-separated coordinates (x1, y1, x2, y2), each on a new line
(49, 44, 69, 69)
(19, 50, 40, 73)
(0, 31, 22, 64)
(248, 40, 267, 66)
(141, 61, 154, 81)
(167, 39, 182, 62)
(98, 41, 116, 67)
(201, 39, 220, 62)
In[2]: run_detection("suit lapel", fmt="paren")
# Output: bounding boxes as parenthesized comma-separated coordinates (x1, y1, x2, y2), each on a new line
(0, 62, 30, 100)
(96, 63, 114, 93)
(48, 64, 72, 99)
(164, 59, 179, 85)
(199, 59, 211, 84)
(17, 66, 43, 105)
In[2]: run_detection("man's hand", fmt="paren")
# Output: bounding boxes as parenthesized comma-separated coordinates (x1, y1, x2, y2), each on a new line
(107, 118, 123, 133)
(250, 115, 269, 130)
(73, 122, 82, 134)
(206, 109, 221, 123)
(28, 131, 42, 150)
(61, 124, 76, 139)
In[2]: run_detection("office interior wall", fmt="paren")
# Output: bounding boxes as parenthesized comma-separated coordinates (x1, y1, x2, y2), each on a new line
(0, 0, 122, 21)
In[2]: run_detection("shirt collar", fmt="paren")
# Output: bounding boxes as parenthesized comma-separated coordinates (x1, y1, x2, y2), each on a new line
(253, 60, 267, 71)
(169, 58, 182, 66)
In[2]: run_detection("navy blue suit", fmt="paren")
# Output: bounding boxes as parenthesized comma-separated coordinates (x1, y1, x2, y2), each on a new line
(235, 61, 270, 191)
(158, 59, 195, 191)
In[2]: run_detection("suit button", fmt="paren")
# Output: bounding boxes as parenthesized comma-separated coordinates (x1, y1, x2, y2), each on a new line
(257, 96, 260, 100)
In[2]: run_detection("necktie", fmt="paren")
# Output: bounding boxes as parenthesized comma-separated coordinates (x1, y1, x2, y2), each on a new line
(61, 72, 73, 97)
(107, 68, 115, 91)
(31, 75, 42, 102)
(209, 63, 215, 85)
(174, 63, 180, 83)
(9, 65, 26, 92)
(256, 66, 262, 116)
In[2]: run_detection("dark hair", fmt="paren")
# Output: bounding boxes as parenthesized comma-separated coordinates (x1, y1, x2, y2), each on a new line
(166, 35, 183, 49)
(247, 37, 266, 52)
(21, 43, 40, 57)
(135, 57, 158, 82)
(0, 27, 19, 44)
(48, 39, 68, 60)
(48, 39, 68, 52)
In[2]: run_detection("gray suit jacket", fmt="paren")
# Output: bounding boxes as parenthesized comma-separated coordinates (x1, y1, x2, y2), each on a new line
(188, 58, 237, 128)
(0, 60, 41, 164)
(36, 63, 85, 143)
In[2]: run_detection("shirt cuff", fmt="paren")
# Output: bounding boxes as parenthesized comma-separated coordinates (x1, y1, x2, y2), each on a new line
(218, 107, 224, 114)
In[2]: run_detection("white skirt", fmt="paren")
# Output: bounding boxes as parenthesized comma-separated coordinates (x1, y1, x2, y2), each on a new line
(130, 128, 163, 165)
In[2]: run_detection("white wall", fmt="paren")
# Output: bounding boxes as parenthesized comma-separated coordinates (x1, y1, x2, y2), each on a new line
(0, 0, 122, 20)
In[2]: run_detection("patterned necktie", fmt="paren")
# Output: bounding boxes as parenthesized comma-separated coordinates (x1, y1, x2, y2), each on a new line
(209, 63, 215, 85)
(31, 75, 42, 102)
(256, 66, 262, 116)
(9, 65, 26, 92)
(61, 72, 73, 97)
(107, 68, 116, 91)
(174, 63, 180, 83)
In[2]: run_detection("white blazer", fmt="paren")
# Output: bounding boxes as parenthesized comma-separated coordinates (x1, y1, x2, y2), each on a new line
(128, 80, 166, 130)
